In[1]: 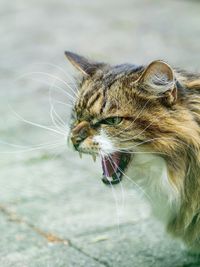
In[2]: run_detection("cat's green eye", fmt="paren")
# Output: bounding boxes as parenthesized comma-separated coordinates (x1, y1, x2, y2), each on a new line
(101, 117, 123, 126)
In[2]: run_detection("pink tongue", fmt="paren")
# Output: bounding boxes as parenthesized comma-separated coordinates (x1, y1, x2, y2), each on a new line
(101, 152, 121, 177)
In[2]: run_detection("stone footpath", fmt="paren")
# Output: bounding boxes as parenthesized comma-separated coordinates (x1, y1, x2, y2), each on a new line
(1, 0, 200, 266)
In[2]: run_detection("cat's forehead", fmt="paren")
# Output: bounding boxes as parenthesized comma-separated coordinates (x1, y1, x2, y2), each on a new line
(74, 63, 143, 118)
(81, 63, 143, 91)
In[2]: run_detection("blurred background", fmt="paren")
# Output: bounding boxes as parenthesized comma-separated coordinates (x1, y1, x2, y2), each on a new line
(1, 0, 200, 266)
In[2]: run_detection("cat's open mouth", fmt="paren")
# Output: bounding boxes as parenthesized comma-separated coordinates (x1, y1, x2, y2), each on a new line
(100, 152, 131, 185)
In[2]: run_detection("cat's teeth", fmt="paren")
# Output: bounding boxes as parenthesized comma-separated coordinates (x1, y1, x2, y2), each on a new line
(79, 152, 82, 159)
(92, 154, 96, 162)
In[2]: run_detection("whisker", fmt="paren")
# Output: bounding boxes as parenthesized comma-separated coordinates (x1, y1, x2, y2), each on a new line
(24, 77, 77, 104)
(110, 98, 152, 139)
(106, 95, 166, 140)
(0, 141, 65, 154)
(110, 149, 169, 157)
(48, 82, 69, 134)
(0, 138, 65, 149)
(105, 152, 126, 214)
(9, 106, 68, 137)
(106, 153, 152, 203)
(117, 108, 170, 142)
(49, 106, 68, 134)
(32, 62, 79, 88)
(53, 100, 73, 108)
(99, 151, 122, 232)
(16, 72, 78, 101)
(113, 136, 198, 160)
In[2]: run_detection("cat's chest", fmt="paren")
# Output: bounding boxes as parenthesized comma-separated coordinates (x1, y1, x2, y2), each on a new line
(127, 154, 179, 223)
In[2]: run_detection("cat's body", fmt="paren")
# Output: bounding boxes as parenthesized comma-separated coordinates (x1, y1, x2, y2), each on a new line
(65, 51, 200, 251)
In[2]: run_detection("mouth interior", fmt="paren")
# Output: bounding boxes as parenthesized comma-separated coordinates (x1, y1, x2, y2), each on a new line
(101, 152, 130, 185)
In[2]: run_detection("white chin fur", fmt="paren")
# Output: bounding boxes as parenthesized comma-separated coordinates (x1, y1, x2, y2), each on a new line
(93, 129, 116, 155)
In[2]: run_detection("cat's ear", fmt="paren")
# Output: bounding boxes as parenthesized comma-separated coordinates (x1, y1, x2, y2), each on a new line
(65, 51, 102, 76)
(137, 60, 177, 105)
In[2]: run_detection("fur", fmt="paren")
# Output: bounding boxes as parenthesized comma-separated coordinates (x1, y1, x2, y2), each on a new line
(66, 51, 200, 251)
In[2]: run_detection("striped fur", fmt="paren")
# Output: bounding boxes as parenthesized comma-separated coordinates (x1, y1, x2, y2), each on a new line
(66, 51, 200, 251)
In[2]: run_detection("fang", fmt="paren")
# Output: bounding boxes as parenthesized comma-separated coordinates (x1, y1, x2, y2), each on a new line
(92, 154, 96, 162)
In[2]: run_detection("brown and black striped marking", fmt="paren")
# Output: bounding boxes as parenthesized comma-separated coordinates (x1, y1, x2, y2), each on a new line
(65, 51, 200, 250)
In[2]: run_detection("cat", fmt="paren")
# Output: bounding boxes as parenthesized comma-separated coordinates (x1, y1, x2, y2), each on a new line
(65, 51, 200, 251)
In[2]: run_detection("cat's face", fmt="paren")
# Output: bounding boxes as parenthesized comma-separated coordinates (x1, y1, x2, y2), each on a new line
(66, 52, 179, 184)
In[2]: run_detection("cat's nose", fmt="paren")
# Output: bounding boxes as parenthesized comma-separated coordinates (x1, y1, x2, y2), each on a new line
(71, 121, 90, 148)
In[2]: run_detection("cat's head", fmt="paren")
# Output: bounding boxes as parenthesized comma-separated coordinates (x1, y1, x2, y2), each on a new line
(65, 51, 187, 185)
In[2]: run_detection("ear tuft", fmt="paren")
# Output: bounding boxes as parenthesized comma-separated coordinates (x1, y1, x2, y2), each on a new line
(65, 51, 102, 76)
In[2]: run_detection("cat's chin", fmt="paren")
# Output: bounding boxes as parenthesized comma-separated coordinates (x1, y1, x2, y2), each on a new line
(100, 152, 131, 185)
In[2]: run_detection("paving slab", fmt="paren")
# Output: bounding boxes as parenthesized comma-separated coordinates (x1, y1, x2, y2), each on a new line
(0, 215, 105, 267)
(1, 0, 200, 266)
(71, 220, 200, 267)
(0, 151, 149, 237)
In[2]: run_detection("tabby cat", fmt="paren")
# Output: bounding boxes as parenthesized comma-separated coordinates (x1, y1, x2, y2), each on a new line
(65, 51, 200, 251)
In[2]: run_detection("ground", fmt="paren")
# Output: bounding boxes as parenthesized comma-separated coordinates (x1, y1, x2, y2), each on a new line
(1, 0, 200, 266)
